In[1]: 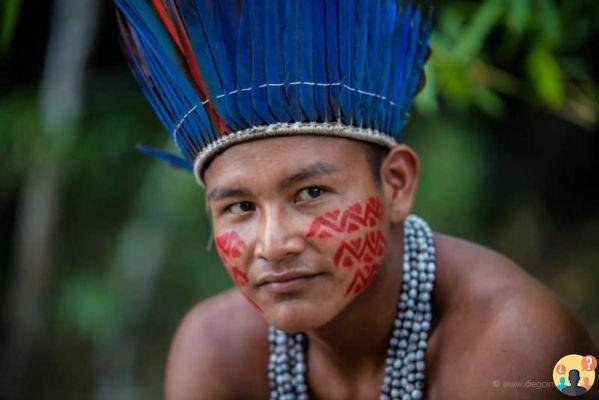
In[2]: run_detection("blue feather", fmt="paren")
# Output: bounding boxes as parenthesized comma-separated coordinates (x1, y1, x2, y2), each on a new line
(208, 0, 245, 131)
(298, 0, 315, 121)
(312, 0, 329, 122)
(351, 0, 369, 128)
(385, 0, 413, 135)
(338, 0, 356, 125)
(136, 145, 193, 170)
(236, 0, 255, 126)
(324, 0, 341, 122)
(375, 0, 397, 132)
(264, 0, 291, 122)
(115, 1, 215, 160)
(174, 0, 237, 130)
(392, 4, 422, 135)
(362, 0, 381, 130)
(249, 0, 276, 124)
(284, 1, 307, 121)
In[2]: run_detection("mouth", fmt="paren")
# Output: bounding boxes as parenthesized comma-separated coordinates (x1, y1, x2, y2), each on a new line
(257, 271, 325, 294)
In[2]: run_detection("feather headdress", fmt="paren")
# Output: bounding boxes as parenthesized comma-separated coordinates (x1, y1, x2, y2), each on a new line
(115, 0, 432, 185)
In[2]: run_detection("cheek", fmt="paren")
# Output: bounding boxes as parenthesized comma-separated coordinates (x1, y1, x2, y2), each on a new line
(215, 230, 263, 313)
(306, 196, 387, 298)
(215, 231, 250, 287)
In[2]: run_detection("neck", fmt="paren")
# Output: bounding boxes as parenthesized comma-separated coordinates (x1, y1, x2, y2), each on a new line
(305, 225, 405, 375)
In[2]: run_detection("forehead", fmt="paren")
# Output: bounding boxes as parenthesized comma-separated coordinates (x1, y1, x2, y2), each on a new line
(203, 135, 369, 189)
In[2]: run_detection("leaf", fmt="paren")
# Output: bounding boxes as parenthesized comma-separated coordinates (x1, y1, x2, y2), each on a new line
(0, 0, 23, 54)
(506, 0, 531, 38)
(537, 0, 561, 47)
(454, 0, 505, 62)
(526, 40, 565, 108)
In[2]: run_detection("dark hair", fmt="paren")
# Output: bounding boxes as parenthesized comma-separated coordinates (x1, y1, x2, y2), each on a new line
(362, 141, 389, 186)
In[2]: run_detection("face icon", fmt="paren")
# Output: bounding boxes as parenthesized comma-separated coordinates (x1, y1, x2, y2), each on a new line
(205, 136, 391, 331)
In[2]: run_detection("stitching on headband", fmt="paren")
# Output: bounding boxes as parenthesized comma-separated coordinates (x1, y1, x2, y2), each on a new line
(172, 81, 398, 136)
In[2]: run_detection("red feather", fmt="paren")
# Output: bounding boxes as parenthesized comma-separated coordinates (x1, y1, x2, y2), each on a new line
(151, 0, 229, 135)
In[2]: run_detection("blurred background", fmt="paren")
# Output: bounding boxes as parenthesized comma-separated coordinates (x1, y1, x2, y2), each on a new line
(0, 0, 597, 399)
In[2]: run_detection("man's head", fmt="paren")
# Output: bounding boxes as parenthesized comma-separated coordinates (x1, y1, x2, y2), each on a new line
(569, 369, 580, 386)
(204, 135, 419, 331)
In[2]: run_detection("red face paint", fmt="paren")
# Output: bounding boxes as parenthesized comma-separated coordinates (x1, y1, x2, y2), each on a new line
(215, 230, 263, 312)
(306, 196, 387, 297)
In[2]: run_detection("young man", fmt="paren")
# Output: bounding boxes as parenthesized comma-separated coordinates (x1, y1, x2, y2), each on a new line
(114, 1, 598, 399)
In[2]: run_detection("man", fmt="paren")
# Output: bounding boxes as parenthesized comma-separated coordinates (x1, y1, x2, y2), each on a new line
(562, 370, 588, 396)
(114, 1, 598, 399)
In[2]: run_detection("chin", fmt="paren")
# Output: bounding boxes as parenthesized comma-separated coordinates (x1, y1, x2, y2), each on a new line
(263, 297, 336, 333)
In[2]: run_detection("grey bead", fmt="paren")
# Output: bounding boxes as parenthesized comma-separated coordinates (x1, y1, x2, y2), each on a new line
(417, 361, 426, 371)
(391, 389, 401, 398)
(297, 383, 308, 393)
(412, 389, 423, 399)
(393, 359, 403, 369)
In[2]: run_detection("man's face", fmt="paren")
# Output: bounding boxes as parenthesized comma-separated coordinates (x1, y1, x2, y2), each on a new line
(204, 136, 389, 332)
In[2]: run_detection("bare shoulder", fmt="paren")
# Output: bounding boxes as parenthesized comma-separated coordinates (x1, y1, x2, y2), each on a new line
(165, 288, 270, 400)
(427, 233, 598, 399)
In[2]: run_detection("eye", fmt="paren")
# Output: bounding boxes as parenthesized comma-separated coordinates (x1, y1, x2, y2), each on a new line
(228, 201, 255, 215)
(296, 187, 326, 202)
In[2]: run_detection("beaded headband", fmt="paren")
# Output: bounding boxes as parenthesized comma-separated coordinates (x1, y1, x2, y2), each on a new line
(114, 0, 432, 186)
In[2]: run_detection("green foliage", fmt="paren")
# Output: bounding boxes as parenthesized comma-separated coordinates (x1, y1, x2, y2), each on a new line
(0, 0, 22, 53)
(56, 272, 122, 338)
(426, 0, 597, 125)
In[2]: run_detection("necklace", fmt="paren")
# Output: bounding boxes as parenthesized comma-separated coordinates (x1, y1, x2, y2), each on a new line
(267, 214, 436, 400)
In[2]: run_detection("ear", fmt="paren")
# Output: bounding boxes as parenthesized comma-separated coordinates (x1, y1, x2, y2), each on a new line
(380, 145, 420, 223)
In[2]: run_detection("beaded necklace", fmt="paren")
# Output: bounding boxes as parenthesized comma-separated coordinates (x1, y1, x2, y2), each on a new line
(268, 215, 436, 400)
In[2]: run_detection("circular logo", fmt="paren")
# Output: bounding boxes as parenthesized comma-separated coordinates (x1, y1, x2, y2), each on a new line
(553, 354, 597, 396)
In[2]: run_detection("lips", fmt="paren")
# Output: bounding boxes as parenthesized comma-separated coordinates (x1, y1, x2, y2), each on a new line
(257, 270, 325, 294)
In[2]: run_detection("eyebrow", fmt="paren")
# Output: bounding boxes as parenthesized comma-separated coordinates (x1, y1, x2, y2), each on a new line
(279, 161, 340, 189)
(207, 187, 252, 202)
(207, 161, 339, 203)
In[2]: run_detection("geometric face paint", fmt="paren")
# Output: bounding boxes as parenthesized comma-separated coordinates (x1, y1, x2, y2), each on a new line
(306, 196, 387, 297)
(215, 230, 263, 313)
(215, 230, 249, 287)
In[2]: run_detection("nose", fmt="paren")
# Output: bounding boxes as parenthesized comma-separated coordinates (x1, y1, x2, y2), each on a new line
(254, 205, 305, 263)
